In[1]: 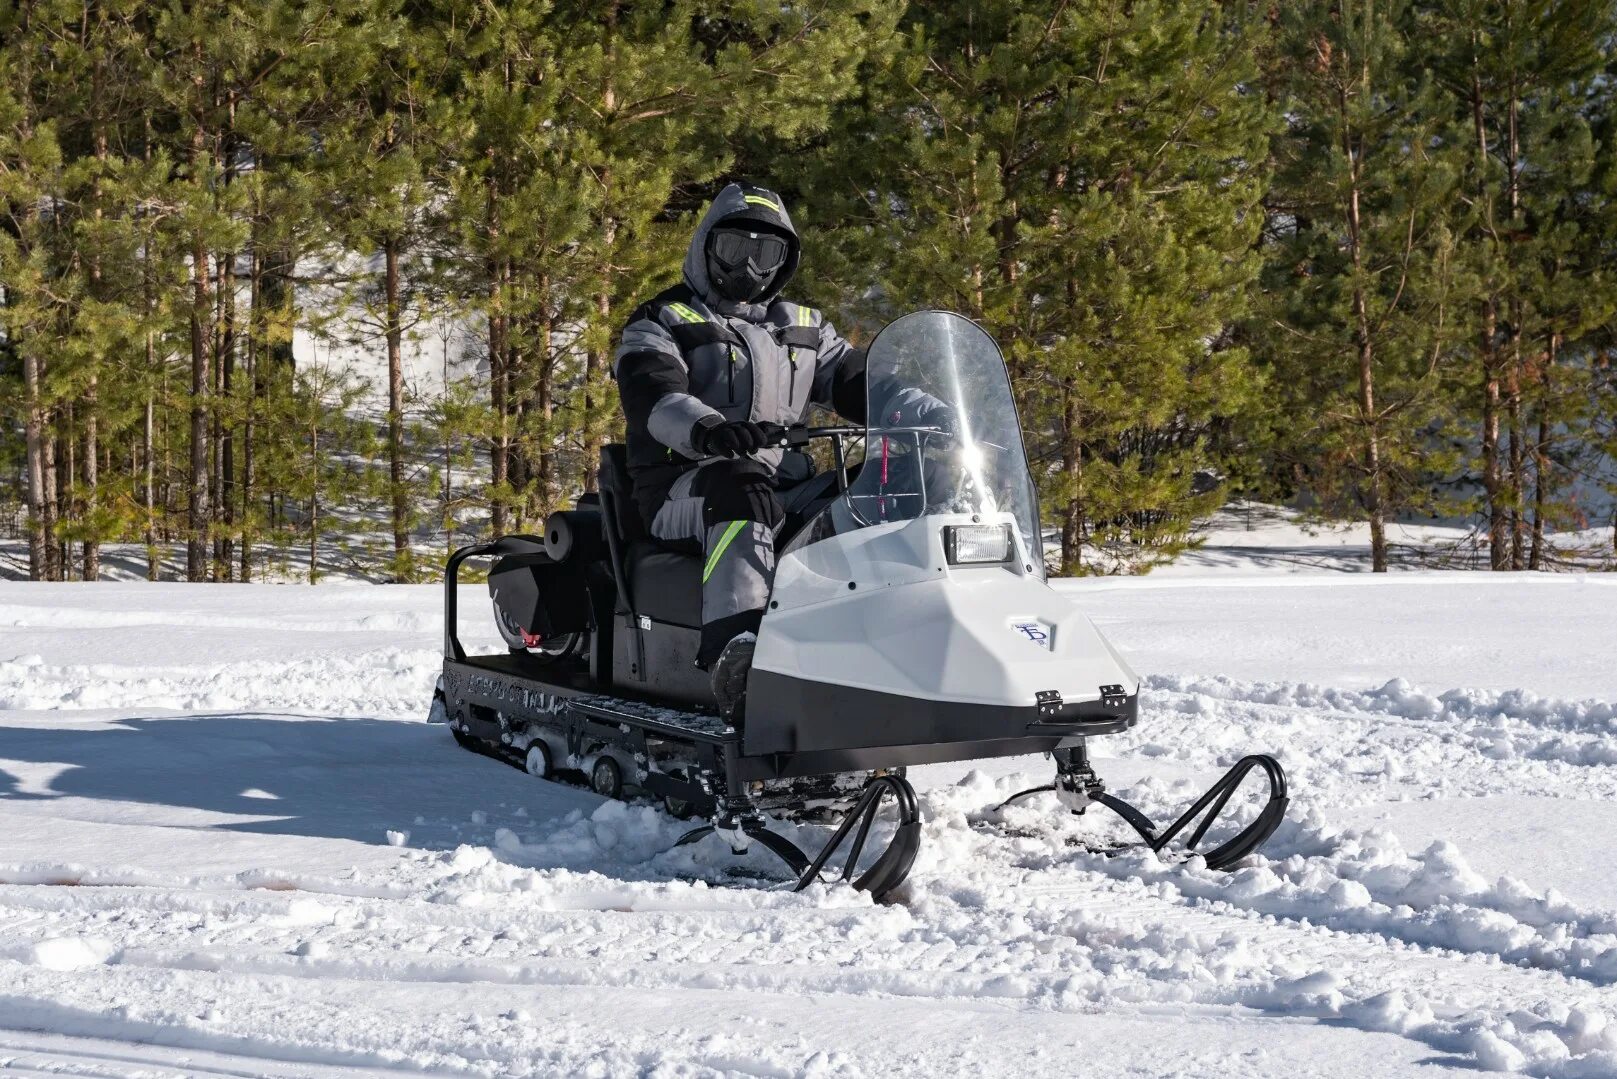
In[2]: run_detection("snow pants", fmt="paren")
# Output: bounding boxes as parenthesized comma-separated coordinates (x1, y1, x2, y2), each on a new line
(648, 457, 830, 668)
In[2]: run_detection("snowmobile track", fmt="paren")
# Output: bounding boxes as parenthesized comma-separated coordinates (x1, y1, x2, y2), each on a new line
(3, 852, 1615, 1079)
(0, 1031, 410, 1079)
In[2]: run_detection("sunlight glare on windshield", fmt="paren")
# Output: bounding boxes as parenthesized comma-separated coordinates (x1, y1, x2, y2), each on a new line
(941, 322, 996, 514)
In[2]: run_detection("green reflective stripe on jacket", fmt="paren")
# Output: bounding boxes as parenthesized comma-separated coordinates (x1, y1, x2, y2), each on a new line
(703, 520, 749, 583)
(667, 302, 705, 324)
(797, 305, 811, 327)
(742, 194, 780, 212)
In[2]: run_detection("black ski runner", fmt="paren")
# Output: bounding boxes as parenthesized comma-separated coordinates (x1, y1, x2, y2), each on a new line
(998, 741, 1289, 871)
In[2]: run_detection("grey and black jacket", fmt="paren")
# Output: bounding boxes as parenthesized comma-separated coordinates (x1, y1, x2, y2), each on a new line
(613, 183, 872, 520)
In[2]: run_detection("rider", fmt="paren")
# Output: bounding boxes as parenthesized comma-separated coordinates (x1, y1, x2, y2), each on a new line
(613, 182, 951, 717)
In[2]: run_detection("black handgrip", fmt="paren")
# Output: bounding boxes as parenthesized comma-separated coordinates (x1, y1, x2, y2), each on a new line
(757, 421, 793, 447)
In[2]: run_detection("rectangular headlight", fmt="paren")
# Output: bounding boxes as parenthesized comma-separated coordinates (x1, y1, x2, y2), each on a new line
(945, 524, 1012, 565)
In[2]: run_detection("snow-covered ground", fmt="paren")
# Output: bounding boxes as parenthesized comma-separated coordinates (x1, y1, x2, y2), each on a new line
(1164, 502, 1615, 574)
(0, 572, 1614, 1078)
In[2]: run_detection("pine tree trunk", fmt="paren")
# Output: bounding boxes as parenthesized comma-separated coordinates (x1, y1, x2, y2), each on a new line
(63, 405, 75, 580)
(22, 341, 49, 581)
(489, 271, 509, 535)
(83, 103, 106, 582)
(82, 381, 99, 580)
(160, 363, 173, 548)
(581, 5, 620, 496)
(241, 249, 260, 583)
(1481, 339, 1505, 569)
(1470, 72, 1508, 571)
(188, 124, 212, 582)
(442, 332, 455, 558)
(1343, 120, 1387, 573)
(219, 250, 237, 580)
(144, 395, 157, 581)
(1357, 334, 1387, 573)
(211, 104, 236, 581)
(210, 251, 227, 581)
(537, 364, 555, 518)
(1506, 335, 1524, 569)
(1060, 385, 1082, 574)
(1528, 332, 1557, 571)
(486, 50, 513, 536)
(507, 288, 528, 526)
(7, 5, 44, 578)
(586, 258, 611, 495)
(385, 237, 409, 576)
(1505, 88, 1525, 570)
(143, 223, 160, 581)
(43, 429, 60, 581)
(308, 418, 319, 584)
(538, 299, 556, 516)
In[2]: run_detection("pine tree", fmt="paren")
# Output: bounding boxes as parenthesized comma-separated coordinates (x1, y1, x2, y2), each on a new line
(1558, 33, 1617, 564)
(1514, 57, 1617, 565)
(1254, 0, 1471, 571)
(322, 0, 443, 581)
(229, 14, 352, 582)
(0, 6, 63, 580)
(143, 3, 241, 579)
(1420, 0, 1613, 568)
(807, 1, 1274, 573)
(5, 2, 1615, 581)
(440, 0, 899, 533)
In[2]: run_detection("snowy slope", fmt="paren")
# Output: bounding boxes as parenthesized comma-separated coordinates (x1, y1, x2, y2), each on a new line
(0, 576, 1614, 1078)
(1159, 501, 1613, 574)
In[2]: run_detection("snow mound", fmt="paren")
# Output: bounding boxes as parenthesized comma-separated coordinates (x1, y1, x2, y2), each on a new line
(28, 936, 114, 971)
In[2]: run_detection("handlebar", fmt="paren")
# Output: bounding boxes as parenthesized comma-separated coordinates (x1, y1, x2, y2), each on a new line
(695, 420, 970, 469)
(758, 422, 953, 449)
(758, 422, 863, 448)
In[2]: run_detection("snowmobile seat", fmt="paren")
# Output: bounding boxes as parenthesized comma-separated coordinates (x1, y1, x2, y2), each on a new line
(626, 542, 703, 628)
(595, 443, 829, 629)
(598, 443, 704, 625)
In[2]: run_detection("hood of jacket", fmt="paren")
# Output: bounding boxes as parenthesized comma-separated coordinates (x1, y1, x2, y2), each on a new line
(682, 182, 800, 318)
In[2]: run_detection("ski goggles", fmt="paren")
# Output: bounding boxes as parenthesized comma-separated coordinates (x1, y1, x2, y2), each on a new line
(709, 228, 789, 273)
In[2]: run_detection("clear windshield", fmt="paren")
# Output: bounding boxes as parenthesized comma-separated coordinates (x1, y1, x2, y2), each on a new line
(786, 311, 1044, 576)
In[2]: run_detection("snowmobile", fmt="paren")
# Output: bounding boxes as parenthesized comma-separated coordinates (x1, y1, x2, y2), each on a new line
(432, 310, 1287, 900)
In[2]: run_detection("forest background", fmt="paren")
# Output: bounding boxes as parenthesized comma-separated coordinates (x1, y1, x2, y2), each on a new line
(3, 0, 1615, 583)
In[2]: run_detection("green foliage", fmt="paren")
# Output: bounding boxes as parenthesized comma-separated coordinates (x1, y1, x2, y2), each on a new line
(802, 1, 1276, 572)
(1250, 0, 1472, 567)
(2, 0, 1615, 581)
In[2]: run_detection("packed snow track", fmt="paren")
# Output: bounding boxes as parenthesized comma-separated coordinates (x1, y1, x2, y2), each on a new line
(0, 574, 1613, 1077)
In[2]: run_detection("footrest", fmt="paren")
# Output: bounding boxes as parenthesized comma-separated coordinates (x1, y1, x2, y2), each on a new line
(568, 694, 737, 744)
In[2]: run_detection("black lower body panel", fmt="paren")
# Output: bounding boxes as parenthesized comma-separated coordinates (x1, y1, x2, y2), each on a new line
(743, 668, 1137, 767)
(733, 736, 1099, 782)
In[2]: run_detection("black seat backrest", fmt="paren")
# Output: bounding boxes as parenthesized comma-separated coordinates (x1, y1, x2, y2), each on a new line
(598, 444, 644, 545)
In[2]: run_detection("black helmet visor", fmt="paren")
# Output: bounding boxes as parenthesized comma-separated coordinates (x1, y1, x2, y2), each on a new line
(709, 228, 789, 274)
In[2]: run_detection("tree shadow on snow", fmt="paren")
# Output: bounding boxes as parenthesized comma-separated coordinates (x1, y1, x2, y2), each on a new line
(0, 713, 599, 851)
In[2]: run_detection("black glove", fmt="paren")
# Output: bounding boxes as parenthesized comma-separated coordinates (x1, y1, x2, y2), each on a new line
(693, 419, 769, 459)
(926, 405, 959, 436)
